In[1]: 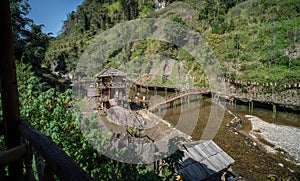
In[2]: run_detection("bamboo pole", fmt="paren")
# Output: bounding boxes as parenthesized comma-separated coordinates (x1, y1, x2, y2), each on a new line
(0, 0, 23, 177)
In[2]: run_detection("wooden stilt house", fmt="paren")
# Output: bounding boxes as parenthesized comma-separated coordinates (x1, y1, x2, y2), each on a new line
(95, 68, 127, 110)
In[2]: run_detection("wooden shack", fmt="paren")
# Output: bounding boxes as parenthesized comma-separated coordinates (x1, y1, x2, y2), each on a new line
(176, 140, 235, 181)
(94, 68, 127, 110)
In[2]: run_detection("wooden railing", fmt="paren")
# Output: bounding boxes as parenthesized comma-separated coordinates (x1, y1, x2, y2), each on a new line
(0, 120, 94, 181)
(148, 88, 210, 111)
(0, 1, 94, 179)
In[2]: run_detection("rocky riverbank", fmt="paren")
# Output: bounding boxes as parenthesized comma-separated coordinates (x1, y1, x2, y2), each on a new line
(246, 115, 300, 166)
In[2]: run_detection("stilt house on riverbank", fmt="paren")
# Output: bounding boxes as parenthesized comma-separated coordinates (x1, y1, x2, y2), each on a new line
(94, 68, 127, 110)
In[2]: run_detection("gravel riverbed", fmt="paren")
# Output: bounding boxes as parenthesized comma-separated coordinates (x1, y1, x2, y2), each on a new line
(246, 115, 300, 165)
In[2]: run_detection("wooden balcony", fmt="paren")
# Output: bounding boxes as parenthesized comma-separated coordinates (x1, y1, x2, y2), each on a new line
(0, 120, 94, 181)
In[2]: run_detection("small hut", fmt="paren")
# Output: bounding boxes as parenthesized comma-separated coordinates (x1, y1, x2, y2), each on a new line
(95, 68, 127, 110)
(176, 140, 235, 181)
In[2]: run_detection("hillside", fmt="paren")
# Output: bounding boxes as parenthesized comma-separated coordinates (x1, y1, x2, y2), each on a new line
(44, 0, 300, 86)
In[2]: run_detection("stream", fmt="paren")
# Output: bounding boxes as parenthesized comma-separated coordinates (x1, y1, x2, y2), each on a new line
(98, 89, 300, 178)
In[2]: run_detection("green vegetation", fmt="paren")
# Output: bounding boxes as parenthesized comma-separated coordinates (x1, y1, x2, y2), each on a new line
(44, 0, 300, 85)
(13, 64, 161, 180)
(2, 63, 183, 180)
(10, 0, 52, 67)
(2, 0, 300, 180)
(2, 0, 184, 180)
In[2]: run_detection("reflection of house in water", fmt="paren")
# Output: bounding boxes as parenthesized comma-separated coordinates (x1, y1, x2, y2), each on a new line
(94, 68, 127, 111)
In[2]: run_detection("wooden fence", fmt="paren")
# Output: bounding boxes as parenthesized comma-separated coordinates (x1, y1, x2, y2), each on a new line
(0, 120, 94, 180)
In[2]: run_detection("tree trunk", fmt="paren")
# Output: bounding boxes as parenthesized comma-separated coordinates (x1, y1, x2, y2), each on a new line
(0, 0, 23, 178)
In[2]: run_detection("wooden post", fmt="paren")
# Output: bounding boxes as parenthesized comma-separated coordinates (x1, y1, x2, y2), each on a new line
(234, 98, 236, 107)
(0, 0, 23, 178)
(154, 87, 157, 95)
(19, 120, 94, 181)
(248, 101, 251, 113)
(43, 162, 55, 181)
(134, 85, 137, 92)
(272, 103, 276, 117)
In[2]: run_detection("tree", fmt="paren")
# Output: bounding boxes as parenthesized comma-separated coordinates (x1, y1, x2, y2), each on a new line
(120, 0, 139, 20)
(10, 0, 32, 61)
(234, 34, 241, 63)
(10, 0, 51, 67)
(164, 19, 188, 46)
(21, 24, 51, 66)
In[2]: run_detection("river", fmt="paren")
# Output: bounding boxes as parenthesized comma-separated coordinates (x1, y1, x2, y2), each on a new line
(153, 94, 300, 180)
(101, 89, 300, 179)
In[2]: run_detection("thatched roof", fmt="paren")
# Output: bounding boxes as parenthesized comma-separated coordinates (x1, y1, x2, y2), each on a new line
(95, 68, 126, 78)
(176, 140, 235, 181)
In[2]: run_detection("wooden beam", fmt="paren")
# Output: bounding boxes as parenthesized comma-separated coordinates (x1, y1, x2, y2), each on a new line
(0, 120, 4, 135)
(0, 144, 28, 165)
(18, 120, 94, 181)
(0, 0, 23, 177)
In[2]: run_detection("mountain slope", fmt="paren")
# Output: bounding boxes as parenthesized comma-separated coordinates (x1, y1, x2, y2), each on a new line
(44, 0, 300, 86)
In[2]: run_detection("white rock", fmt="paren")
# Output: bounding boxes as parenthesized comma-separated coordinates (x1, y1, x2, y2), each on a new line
(288, 167, 295, 173)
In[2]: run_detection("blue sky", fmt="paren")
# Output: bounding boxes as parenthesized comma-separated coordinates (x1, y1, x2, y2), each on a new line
(28, 0, 83, 36)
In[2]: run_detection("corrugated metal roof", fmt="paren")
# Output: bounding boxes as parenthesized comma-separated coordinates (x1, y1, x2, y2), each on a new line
(95, 68, 126, 77)
(176, 140, 234, 181)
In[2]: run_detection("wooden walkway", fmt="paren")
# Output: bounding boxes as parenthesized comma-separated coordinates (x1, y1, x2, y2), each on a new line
(127, 77, 300, 112)
(147, 89, 299, 113)
(127, 78, 179, 91)
(214, 91, 300, 108)
(128, 76, 300, 111)
(148, 88, 210, 111)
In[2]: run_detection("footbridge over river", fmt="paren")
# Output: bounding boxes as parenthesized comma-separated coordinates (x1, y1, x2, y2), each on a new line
(148, 88, 211, 111)
(127, 78, 300, 113)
